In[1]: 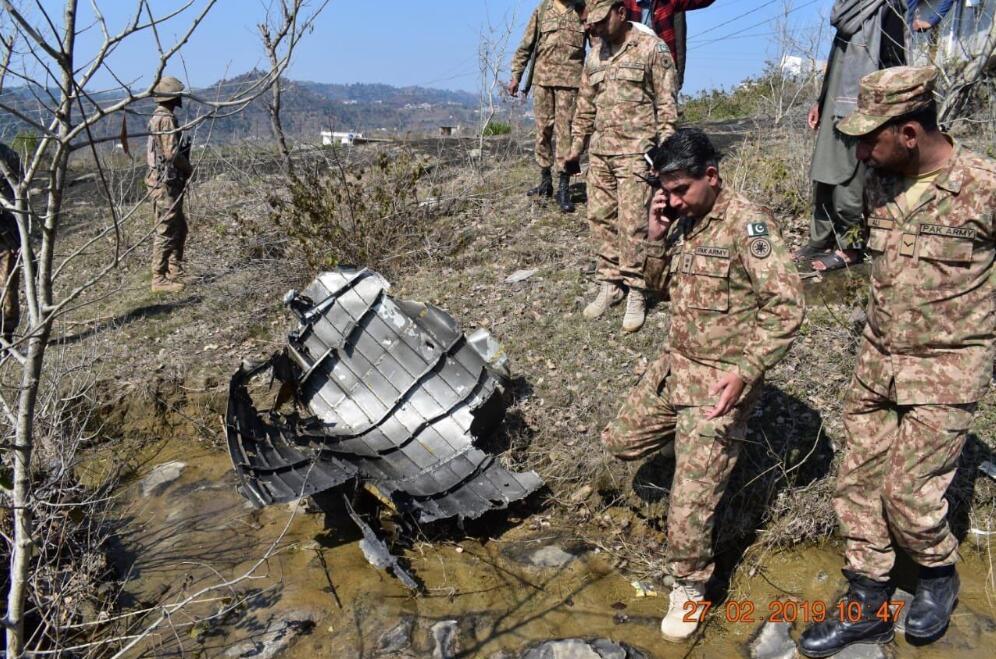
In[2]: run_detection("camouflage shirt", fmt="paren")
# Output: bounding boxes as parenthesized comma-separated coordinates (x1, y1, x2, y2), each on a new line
(855, 142, 996, 405)
(645, 187, 805, 405)
(510, 0, 587, 89)
(570, 24, 678, 157)
(146, 106, 191, 188)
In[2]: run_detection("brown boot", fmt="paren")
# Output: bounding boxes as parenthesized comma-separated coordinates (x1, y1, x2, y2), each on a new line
(151, 275, 184, 293)
(166, 259, 185, 282)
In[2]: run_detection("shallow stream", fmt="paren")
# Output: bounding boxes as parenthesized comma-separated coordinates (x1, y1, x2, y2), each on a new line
(101, 437, 996, 658)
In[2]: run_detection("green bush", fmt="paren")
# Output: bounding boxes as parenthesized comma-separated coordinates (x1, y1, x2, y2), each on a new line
(482, 121, 512, 137)
(10, 131, 39, 160)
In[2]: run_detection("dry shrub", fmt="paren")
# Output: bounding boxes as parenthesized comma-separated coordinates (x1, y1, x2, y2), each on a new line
(268, 148, 441, 277)
(1, 344, 118, 653)
(726, 126, 813, 221)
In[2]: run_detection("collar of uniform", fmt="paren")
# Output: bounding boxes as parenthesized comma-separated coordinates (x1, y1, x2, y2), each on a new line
(706, 185, 734, 222)
(931, 138, 964, 195)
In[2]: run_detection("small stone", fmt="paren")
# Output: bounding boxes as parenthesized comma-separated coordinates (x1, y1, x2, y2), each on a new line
(570, 485, 593, 503)
(505, 268, 538, 284)
(140, 462, 186, 497)
(529, 545, 577, 568)
(849, 307, 867, 325)
(224, 610, 316, 659)
(431, 620, 459, 659)
(377, 617, 414, 654)
(661, 575, 675, 588)
(750, 620, 796, 659)
(891, 588, 914, 633)
(834, 643, 888, 659)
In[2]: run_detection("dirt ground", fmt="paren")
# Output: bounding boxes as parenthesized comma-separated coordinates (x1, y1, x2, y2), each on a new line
(25, 125, 996, 655)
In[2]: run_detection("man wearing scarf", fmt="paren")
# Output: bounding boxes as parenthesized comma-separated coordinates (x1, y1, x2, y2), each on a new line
(795, 0, 906, 273)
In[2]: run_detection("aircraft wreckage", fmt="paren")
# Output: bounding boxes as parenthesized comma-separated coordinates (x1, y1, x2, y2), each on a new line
(226, 268, 543, 528)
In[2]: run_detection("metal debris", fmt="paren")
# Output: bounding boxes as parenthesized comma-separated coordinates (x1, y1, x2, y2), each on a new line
(227, 268, 543, 524)
(344, 497, 420, 591)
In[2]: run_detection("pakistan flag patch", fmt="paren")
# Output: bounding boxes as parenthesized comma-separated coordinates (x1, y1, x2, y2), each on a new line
(747, 222, 769, 237)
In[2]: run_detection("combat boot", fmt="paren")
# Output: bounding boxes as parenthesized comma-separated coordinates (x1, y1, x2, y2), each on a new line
(556, 172, 575, 213)
(799, 572, 894, 658)
(583, 281, 624, 319)
(167, 259, 185, 283)
(622, 288, 646, 333)
(527, 168, 553, 198)
(660, 581, 706, 641)
(151, 275, 184, 294)
(905, 565, 958, 639)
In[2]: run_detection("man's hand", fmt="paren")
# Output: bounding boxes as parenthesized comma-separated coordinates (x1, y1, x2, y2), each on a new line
(706, 371, 746, 420)
(648, 188, 672, 241)
(807, 103, 820, 131)
(506, 80, 519, 97)
(912, 18, 932, 31)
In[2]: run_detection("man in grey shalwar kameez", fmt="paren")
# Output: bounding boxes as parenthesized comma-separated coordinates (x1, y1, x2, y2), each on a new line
(797, 0, 906, 272)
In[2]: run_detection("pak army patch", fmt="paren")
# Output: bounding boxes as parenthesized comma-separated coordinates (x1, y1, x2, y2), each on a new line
(747, 222, 769, 237)
(749, 238, 772, 259)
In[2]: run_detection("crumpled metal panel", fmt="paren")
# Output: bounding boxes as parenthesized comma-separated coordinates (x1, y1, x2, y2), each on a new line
(226, 268, 542, 523)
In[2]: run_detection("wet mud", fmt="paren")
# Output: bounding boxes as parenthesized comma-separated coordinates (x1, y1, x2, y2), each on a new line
(97, 435, 996, 658)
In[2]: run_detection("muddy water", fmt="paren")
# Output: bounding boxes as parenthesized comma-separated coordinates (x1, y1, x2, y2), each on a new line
(104, 438, 996, 658)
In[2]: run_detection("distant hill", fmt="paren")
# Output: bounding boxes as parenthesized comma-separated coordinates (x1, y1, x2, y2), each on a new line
(0, 73, 515, 146)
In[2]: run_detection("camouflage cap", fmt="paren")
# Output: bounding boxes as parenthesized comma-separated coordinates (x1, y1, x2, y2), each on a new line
(586, 0, 622, 23)
(153, 76, 185, 101)
(837, 66, 938, 137)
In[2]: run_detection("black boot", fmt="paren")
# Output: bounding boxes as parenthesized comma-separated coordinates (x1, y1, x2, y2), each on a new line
(906, 565, 958, 640)
(799, 572, 894, 658)
(556, 172, 575, 213)
(527, 168, 553, 198)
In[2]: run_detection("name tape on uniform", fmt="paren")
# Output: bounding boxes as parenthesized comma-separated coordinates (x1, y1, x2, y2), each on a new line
(695, 246, 730, 259)
(918, 224, 975, 240)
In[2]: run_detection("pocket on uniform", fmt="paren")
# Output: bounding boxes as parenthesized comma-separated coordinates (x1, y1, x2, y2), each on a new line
(612, 65, 646, 102)
(588, 69, 606, 86)
(867, 227, 889, 253)
(689, 254, 731, 311)
(916, 234, 973, 263)
(540, 19, 559, 33)
(643, 240, 668, 291)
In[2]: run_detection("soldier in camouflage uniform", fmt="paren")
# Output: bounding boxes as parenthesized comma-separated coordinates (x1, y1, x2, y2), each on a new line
(601, 128, 805, 640)
(562, 0, 678, 333)
(508, 0, 587, 213)
(0, 142, 23, 346)
(800, 66, 996, 657)
(146, 75, 193, 294)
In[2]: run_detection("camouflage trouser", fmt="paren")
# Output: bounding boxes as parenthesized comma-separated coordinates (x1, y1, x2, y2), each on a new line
(587, 153, 651, 290)
(149, 185, 188, 279)
(533, 85, 578, 171)
(601, 353, 759, 583)
(0, 244, 20, 340)
(835, 376, 976, 582)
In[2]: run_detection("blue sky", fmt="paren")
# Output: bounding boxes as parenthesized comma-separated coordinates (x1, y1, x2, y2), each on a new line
(18, 1, 834, 96)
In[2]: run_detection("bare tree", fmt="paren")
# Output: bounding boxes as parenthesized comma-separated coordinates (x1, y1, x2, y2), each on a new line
(258, 0, 331, 176)
(477, 6, 516, 152)
(0, 1, 321, 654)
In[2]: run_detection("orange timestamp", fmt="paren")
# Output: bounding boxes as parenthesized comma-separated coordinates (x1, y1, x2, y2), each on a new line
(683, 599, 905, 625)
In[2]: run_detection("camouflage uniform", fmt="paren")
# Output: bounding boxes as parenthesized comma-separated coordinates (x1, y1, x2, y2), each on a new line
(831, 69, 996, 579)
(603, 188, 805, 582)
(146, 101, 192, 285)
(510, 0, 587, 170)
(0, 142, 22, 342)
(571, 22, 678, 290)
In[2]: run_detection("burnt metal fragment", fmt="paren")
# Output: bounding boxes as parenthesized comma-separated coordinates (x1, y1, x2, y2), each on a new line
(226, 268, 543, 524)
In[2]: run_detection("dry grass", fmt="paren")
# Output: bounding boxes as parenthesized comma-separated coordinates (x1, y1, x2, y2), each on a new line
(33, 121, 996, 598)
